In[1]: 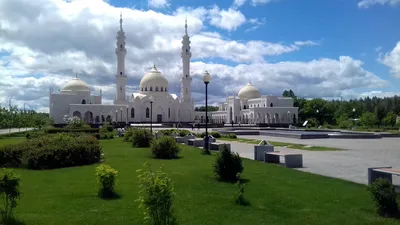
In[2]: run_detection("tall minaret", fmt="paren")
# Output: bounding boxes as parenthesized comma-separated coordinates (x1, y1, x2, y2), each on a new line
(181, 18, 192, 103)
(114, 13, 127, 104)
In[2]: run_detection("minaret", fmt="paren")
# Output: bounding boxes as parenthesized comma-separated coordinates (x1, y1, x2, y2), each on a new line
(181, 17, 192, 103)
(114, 12, 127, 104)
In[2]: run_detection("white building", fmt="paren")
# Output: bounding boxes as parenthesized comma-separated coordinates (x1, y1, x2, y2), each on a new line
(194, 82, 299, 125)
(49, 15, 194, 125)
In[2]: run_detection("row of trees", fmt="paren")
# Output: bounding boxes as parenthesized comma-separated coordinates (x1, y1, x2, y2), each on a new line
(0, 106, 53, 131)
(284, 90, 400, 128)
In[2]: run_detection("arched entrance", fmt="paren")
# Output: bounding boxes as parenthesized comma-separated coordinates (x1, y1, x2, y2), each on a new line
(84, 111, 93, 124)
(72, 111, 82, 119)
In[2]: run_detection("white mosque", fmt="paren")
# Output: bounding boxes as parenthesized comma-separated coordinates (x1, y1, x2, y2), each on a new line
(49, 15, 298, 126)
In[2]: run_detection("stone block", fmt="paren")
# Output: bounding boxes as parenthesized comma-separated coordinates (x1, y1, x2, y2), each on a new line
(254, 145, 274, 161)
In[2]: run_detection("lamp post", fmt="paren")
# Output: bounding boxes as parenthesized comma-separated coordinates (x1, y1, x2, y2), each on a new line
(352, 108, 356, 128)
(203, 71, 211, 154)
(115, 110, 118, 126)
(316, 109, 319, 127)
(126, 106, 129, 126)
(287, 111, 291, 125)
(120, 108, 123, 125)
(149, 96, 154, 133)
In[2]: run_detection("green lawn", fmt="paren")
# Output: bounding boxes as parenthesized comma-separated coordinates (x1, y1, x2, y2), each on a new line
(218, 137, 344, 151)
(0, 138, 398, 225)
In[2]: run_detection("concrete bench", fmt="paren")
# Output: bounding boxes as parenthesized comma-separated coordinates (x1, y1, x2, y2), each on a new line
(183, 134, 196, 145)
(174, 136, 184, 143)
(210, 142, 231, 151)
(368, 167, 400, 185)
(254, 140, 274, 161)
(187, 138, 204, 147)
(264, 151, 303, 168)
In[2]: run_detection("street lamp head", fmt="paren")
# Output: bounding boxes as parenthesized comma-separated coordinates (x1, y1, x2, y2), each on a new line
(115, 110, 118, 113)
(203, 71, 211, 84)
(316, 109, 319, 113)
(120, 108, 123, 111)
(352, 108, 356, 112)
(149, 96, 154, 103)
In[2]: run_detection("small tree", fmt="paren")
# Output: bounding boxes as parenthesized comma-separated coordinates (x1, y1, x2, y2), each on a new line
(136, 163, 177, 225)
(367, 178, 398, 217)
(213, 144, 243, 182)
(132, 128, 153, 148)
(360, 112, 378, 128)
(0, 169, 20, 221)
(383, 112, 397, 127)
(233, 173, 248, 206)
(95, 164, 118, 199)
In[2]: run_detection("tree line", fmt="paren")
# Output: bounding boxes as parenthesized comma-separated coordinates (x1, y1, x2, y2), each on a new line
(0, 106, 53, 131)
(284, 90, 400, 128)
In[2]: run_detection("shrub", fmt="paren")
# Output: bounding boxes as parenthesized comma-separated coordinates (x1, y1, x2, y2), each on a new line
(123, 128, 134, 142)
(233, 173, 248, 206)
(339, 120, 353, 129)
(0, 133, 102, 170)
(132, 128, 153, 148)
(210, 132, 221, 138)
(136, 163, 177, 225)
(95, 164, 118, 199)
(44, 128, 100, 134)
(0, 169, 20, 222)
(367, 178, 398, 217)
(178, 129, 191, 137)
(151, 136, 180, 159)
(213, 144, 243, 182)
(225, 133, 237, 139)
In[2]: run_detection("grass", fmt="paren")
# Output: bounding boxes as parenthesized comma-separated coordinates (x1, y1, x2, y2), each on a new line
(218, 137, 344, 151)
(0, 137, 398, 225)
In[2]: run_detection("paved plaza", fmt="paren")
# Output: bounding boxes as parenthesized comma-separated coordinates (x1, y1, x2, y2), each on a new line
(218, 134, 400, 185)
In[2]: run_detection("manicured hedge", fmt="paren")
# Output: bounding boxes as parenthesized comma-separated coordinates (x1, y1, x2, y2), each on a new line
(44, 128, 100, 134)
(0, 133, 102, 170)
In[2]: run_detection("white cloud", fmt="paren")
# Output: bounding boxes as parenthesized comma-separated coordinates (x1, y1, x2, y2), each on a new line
(232, 0, 278, 8)
(358, 0, 400, 8)
(0, 0, 390, 112)
(233, 0, 247, 8)
(148, 0, 170, 8)
(380, 41, 400, 77)
(207, 6, 246, 31)
(245, 17, 266, 32)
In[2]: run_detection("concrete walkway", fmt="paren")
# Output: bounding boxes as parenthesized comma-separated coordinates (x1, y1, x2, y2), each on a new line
(0, 128, 33, 135)
(217, 135, 400, 185)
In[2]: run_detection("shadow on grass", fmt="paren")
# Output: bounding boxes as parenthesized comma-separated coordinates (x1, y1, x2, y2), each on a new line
(98, 190, 122, 200)
(235, 199, 251, 207)
(1, 217, 26, 225)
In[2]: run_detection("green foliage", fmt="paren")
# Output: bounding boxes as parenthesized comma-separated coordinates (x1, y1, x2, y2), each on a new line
(178, 130, 190, 137)
(123, 128, 134, 142)
(0, 133, 102, 169)
(95, 164, 118, 199)
(360, 112, 378, 128)
(151, 136, 180, 159)
(132, 128, 153, 148)
(0, 169, 20, 222)
(383, 112, 397, 127)
(306, 118, 317, 127)
(282, 89, 297, 98)
(44, 128, 100, 134)
(367, 178, 398, 217)
(233, 174, 248, 206)
(226, 133, 237, 139)
(0, 106, 51, 130)
(194, 106, 219, 112)
(213, 144, 243, 183)
(197, 131, 222, 138)
(136, 163, 177, 225)
(338, 120, 353, 129)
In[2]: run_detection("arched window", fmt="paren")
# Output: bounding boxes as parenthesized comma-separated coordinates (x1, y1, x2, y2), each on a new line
(120, 44, 123, 48)
(141, 88, 143, 91)
(146, 108, 150, 118)
(161, 87, 164, 91)
(165, 88, 168, 92)
(120, 72, 122, 75)
(186, 49, 188, 52)
(150, 87, 153, 91)
(168, 108, 170, 118)
(131, 108, 135, 118)
(270, 103, 274, 107)
(155, 87, 158, 91)
(81, 99, 86, 104)
(243, 105, 246, 109)
(145, 87, 147, 91)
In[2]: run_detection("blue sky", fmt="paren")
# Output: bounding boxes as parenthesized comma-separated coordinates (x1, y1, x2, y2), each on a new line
(0, 0, 399, 112)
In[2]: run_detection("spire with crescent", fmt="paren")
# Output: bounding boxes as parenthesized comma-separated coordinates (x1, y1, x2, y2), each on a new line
(185, 16, 188, 35)
(119, 12, 123, 31)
